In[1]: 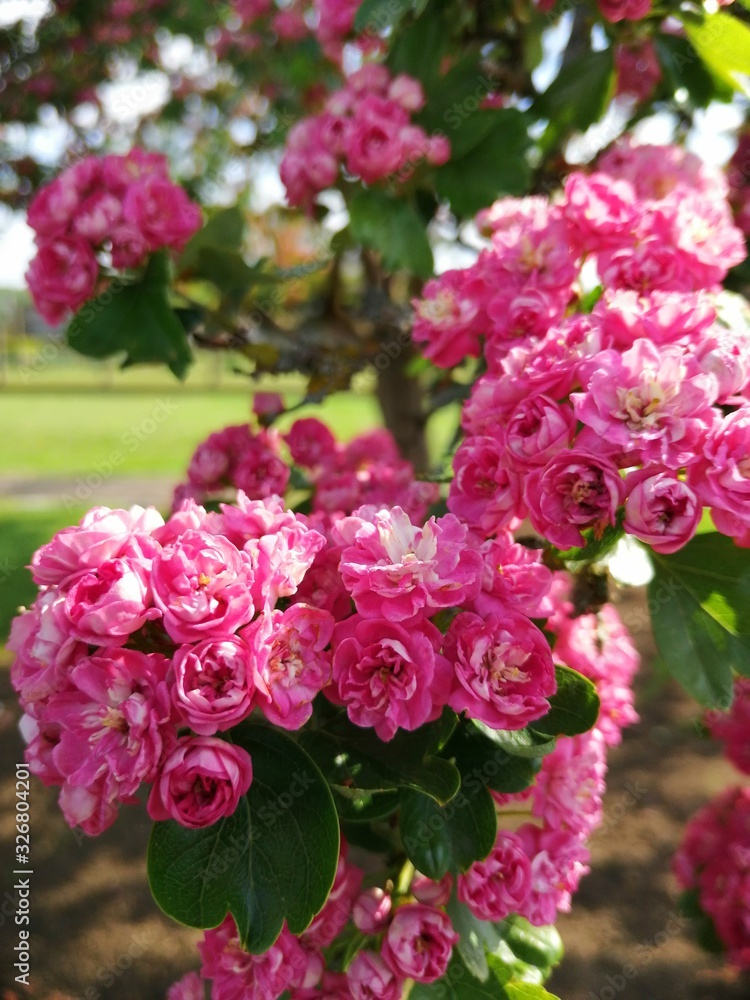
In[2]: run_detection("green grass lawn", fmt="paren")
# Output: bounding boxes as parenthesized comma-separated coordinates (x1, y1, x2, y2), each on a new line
(0, 390, 387, 477)
(0, 503, 88, 642)
(0, 386, 459, 640)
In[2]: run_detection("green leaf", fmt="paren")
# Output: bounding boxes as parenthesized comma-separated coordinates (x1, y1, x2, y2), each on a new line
(505, 986, 560, 1000)
(409, 952, 512, 999)
(147, 725, 339, 953)
(684, 12, 750, 95)
(534, 49, 615, 147)
(331, 787, 400, 823)
(354, 0, 412, 34)
(649, 533, 750, 706)
(447, 896, 502, 982)
(531, 666, 600, 739)
(654, 34, 717, 109)
(551, 518, 625, 566)
(473, 721, 556, 761)
(387, 12, 450, 89)
(400, 775, 496, 879)
(443, 720, 542, 794)
(191, 247, 271, 303)
(299, 710, 460, 805)
(177, 206, 244, 272)
(349, 190, 434, 278)
(498, 916, 564, 977)
(67, 251, 192, 378)
(434, 109, 531, 217)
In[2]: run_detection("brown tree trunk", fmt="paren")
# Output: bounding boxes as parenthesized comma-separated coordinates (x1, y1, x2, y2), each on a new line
(374, 344, 429, 473)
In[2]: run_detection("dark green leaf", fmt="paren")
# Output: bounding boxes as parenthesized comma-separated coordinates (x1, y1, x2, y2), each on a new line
(349, 190, 434, 278)
(434, 110, 531, 217)
(534, 49, 614, 147)
(387, 12, 450, 89)
(67, 251, 192, 378)
(177, 206, 244, 273)
(354, 0, 412, 34)
(400, 774, 496, 879)
(655, 35, 716, 109)
(444, 720, 542, 794)
(192, 247, 270, 303)
(649, 534, 750, 707)
(299, 710, 460, 805)
(409, 952, 512, 999)
(531, 666, 600, 739)
(331, 787, 400, 823)
(473, 721, 556, 761)
(447, 896, 502, 981)
(148, 726, 339, 953)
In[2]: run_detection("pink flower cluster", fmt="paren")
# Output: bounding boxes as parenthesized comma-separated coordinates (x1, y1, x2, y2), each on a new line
(456, 588, 639, 928)
(175, 411, 438, 524)
(168, 840, 459, 999)
(674, 786, 750, 967)
(280, 64, 450, 207)
(706, 677, 750, 775)
(413, 140, 750, 553)
(9, 497, 328, 834)
(25, 149, 202, 324)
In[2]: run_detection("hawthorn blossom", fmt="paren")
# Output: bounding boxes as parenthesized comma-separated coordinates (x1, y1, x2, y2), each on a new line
(445, 611, 556, 730)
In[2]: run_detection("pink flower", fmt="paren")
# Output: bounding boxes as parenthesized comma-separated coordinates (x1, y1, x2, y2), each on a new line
(573, 340, 718, 469)
(531, 732, 606, 837)
(381, 904, 458, 983)
(447, 436, 525, 535)
(330, 615, 452, 741)
(412, 270, 485, 368)
(458, 831, 532, 921)
(445, 611, 556, 730)
(563, 171, 640, 253)
(200, 916, 314, 999)
(9, 593, 85, 715)
(334, 506, 481, 622)
(26, 237, 99, 324)
(347, 952, 402, 1000)
(48, 648, 173, 835)
(410, 872, 453, 907)
(594, 289, 715, 350)
(623, 466, 702, 554)
(673, 787, 750, 967)
(110, 223, 149, 269)
(302, 847, 363, 948)
(504, 395, 576, 468)
(31, 505, 164, 588)
(285, 418, 337, 469)
(688, 406, 750, 543)
(122, 175, 202, 251)
(102, 149, 169, 193)
(550, 603, 639, 747)
(172, 636, 259, 735)
(166, 971, 204, 1000)
(151, 529, 255, 642)
(245, 605, 334, 730)
(706, 678, 750, 775)
(515, 824, 590, 925)
(64, 556, 160, 645)
(597, 0, 652, 22)
(72, 190, 122, 243)
(345, 95, 407, 183)
(353, 887, 392, 933)
(148, 735, 253, 829)
(388, 74, 425, 111)
(472, 532, 553, 619)
(524, 451, 625, 550)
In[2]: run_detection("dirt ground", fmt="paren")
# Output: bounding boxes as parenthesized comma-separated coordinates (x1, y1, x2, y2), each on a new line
(0, 585, 748, 1000)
